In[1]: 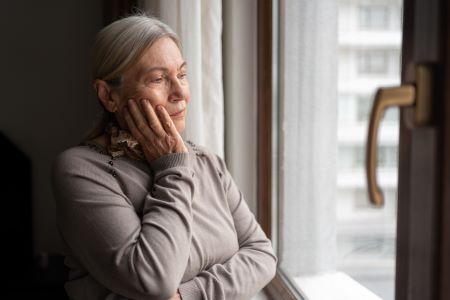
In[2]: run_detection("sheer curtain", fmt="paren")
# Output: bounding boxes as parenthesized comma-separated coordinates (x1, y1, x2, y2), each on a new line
(139, 0, 224, 158)
(278, 0, 338, 276)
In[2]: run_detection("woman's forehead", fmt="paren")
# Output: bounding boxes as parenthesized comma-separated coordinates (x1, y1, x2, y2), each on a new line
(139, 37, 184, 67)
(122, 37, 185, 79)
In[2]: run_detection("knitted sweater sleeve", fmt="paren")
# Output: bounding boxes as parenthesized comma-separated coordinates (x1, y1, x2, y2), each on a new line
(52, 149, 194, 300)
(178, 156, 277, 300)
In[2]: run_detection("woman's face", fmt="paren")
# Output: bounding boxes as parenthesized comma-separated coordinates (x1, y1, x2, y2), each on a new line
(112, 37, 190, 134)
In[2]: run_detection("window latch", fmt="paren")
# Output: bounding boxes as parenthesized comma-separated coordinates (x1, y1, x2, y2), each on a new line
(366, 64, 433, 206)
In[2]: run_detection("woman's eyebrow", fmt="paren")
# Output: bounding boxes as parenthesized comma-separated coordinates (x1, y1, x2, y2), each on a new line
(179, 61, 187, 69)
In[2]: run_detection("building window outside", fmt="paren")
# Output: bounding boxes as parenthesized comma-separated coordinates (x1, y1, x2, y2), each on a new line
(359, 5, 389, 30)
(338, 94, 354, 124)
(357, 50, 389, 75)
(357, 94, 399, 123)
(356, 94, 372, 122)
(338, 145, 398, 171)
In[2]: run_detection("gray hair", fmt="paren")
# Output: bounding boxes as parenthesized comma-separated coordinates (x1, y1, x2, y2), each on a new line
(84, 14, 181, 140)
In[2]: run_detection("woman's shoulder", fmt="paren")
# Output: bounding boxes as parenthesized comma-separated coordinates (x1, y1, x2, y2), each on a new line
(186, 140, 227, 171)
(52, 143, 109, 176)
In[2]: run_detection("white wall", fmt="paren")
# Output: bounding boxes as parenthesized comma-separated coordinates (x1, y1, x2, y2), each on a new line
(0, 0, 103, 254)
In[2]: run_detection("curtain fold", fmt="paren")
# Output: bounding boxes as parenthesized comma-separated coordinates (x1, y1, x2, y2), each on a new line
(139, 0, 224, 158)
(279, 0, 338, 276)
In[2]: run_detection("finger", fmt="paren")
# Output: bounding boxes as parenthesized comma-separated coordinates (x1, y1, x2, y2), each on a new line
(127, 99, 157, 141)
(141, 99, 166, 137)
(123, 106, 147, 144)
(156, 105, 182, 139)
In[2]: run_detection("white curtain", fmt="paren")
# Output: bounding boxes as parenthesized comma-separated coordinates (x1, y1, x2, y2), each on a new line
(139, 0, 224, 158)
(279, 0, 338, 276)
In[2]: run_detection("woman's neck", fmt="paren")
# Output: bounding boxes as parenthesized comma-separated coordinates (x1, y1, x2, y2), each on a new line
(89, 134, 109, 148)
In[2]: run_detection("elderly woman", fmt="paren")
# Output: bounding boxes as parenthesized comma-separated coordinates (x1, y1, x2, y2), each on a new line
(51, 14, 277, 300)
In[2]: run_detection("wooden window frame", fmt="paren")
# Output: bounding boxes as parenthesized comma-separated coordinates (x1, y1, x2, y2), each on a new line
(257, 0, 450, 299)
(257, 0, 301, 299)
(257, 0, 273, 238)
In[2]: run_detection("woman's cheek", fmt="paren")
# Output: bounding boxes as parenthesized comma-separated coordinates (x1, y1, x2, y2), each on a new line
(146, 90, 168, 107)
(183, 84, 191, 104)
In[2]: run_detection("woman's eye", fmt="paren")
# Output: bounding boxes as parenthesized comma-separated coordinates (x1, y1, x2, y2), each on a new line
(150, 77, 163, 83)
(178, 73, 187, 79)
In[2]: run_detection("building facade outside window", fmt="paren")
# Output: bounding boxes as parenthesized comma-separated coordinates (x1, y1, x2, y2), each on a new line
(358, 4, 390, 30)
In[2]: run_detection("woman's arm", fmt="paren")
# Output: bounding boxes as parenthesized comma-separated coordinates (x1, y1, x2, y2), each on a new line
(52, 150, 194, 300)
(177, 156, 277, 300)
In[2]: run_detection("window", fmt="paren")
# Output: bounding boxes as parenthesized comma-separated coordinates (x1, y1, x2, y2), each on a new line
(338, 145, 398, 170)
(359, 5, 389, 30)
(262, 1, 402, 299)
(356, 95, 372, 122)
(384, 106, 399, 122)
(337, 146, 363, 170)
(338, 94, 354, 124)
(379, 146, 398, 169)
(357, 95, 399, 123)
(358, 50, 389, 75)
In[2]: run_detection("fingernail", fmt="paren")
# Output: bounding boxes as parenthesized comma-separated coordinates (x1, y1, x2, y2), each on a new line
(157, 105, 163, 111)
(128, 99, 134, 105)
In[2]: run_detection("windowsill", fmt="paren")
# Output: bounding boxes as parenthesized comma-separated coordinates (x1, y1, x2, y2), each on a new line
(295, 271, 382, 300)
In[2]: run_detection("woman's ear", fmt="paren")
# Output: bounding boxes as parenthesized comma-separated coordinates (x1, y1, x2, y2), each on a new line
(93, 79, 119, 112)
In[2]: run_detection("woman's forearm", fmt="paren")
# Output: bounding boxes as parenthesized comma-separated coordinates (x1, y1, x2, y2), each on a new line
(177, 155, 277, 300)
(53, 151, 195, 300)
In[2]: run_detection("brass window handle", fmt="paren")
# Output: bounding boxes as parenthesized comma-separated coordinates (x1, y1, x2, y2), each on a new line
(366, 64, 433, 207)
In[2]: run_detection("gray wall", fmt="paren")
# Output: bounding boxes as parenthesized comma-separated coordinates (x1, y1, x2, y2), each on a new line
(223, 0, 258, 213)
(1, 1, 103, 254)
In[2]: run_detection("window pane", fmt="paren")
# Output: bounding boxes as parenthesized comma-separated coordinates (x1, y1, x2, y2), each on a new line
(357, 50, 389, 75)
(359, 5, 389, 30)
(356, 94, 372, 122)
(275, 0, 402, 299)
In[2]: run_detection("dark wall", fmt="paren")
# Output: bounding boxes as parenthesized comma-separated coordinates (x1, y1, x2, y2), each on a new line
(0, 1, 104, 255)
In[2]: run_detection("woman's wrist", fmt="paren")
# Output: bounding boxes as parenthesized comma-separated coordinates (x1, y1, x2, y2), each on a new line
(149, 151, 191, 172)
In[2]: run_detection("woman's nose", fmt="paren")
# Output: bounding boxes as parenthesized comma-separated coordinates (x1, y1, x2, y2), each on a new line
(168, 77, 185, 102)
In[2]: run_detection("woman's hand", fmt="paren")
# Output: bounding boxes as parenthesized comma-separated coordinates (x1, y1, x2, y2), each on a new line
(168, 290, 182, 300)
(123, 98, 188, 163)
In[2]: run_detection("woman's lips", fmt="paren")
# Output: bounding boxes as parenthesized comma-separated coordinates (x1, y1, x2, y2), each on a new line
(169, 108, 185, 118)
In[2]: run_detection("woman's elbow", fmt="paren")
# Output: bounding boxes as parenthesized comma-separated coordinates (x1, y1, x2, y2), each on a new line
(131, 267, 181, 300)
(129, 279, 178, 300)
(267, 254, 278, 282)
(153, 279, 179, 300)
(109, 262, 181, 300)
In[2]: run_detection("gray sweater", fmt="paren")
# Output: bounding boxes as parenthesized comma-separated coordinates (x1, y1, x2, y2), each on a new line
(51, 141, 277, 300)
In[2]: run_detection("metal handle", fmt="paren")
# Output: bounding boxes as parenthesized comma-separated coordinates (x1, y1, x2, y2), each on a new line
(366, 85, 415, 206)
(366, 64, 433, 207)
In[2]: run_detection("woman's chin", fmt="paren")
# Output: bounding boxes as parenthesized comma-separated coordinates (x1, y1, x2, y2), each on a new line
(173, 119, 186, 134)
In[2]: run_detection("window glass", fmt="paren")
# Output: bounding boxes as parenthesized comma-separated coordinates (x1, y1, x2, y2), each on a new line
(356, 94, 372, 122)
(358, 50, 389, 75)
(357, 95, 399, 123)
(275, 1, 402, 299)
(359, 5, 389, 30)
(338, 94, 354, 125)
